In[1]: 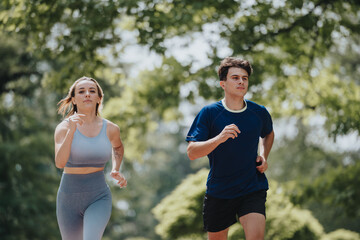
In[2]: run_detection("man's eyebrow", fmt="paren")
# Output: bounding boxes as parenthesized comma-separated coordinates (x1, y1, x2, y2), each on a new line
(230, 74, 248, 77)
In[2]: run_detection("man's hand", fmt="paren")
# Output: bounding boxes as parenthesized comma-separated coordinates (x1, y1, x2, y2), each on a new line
(217, 124, 241, 144)
(256, 155, 268, 173)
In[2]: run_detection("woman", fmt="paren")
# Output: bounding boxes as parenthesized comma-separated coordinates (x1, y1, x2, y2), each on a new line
(54, 76, 127, 240)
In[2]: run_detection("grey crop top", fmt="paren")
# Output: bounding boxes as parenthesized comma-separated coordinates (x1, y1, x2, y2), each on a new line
(65, 119, 112, 168)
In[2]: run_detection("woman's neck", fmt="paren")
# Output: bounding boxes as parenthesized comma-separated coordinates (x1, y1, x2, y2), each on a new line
(75, 110, 99, 124)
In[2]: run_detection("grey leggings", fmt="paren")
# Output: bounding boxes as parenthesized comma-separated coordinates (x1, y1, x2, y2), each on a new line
(57, 171, 112, 240)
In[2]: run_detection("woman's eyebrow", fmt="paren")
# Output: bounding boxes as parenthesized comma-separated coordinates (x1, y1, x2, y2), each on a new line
(78, 87, 96, 90)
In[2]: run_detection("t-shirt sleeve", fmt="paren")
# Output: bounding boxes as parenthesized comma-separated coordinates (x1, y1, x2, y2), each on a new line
(260, 106, 273, 138)
(186, 107, 210, 142)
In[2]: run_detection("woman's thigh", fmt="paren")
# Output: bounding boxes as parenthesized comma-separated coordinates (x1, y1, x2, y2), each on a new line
(83, 188, 112, 240)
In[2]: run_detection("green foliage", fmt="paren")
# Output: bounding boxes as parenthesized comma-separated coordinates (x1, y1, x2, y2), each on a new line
(294, 160, 360, 219)
(0, 33, 39, 95)
(0, 34, 60, 239)
(321, 229, 360, 240)
(131, 0, 360, 136)
(1, 0, 360, 239)
(176, 234, 206, 240)
(267, 66, 360, 136)
(102, 57, 190, 161)
(152, 169, 208, 239)
(137, 57, 191, 117)
(268, 120, 345, 182)
(123, 238, 151, 240)
(265, 182, 324, 240)
(2, 0, 359, 136)
(269, 121, 360, 232)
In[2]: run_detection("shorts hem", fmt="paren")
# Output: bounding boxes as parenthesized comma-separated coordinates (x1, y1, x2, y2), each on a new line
(204, 220, 237, 233)
(238, 210, 266, 219)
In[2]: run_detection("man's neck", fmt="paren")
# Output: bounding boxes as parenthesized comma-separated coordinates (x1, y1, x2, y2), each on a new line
(223, 96, 245, 111)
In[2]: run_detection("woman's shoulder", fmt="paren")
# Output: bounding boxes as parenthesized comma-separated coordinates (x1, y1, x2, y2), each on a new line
(54, 119, 70, 138)
(55, 119, 70, 130)
(103, 118, 120, 133)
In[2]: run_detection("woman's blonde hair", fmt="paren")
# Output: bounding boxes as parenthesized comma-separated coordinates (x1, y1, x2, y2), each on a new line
(57, 76, 104, 118)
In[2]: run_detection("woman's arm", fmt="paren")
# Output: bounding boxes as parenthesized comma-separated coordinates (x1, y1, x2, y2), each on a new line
(54, 114, 85, 168)
(107, 121, 127, 188)
(54, 122, 75, 168)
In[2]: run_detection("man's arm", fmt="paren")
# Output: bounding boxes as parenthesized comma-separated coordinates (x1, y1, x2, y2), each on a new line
(260, 130, 274, 160)
(256, 130, 275, 173)
(187, 138, 221, 161)
(187, 124, 240, 160)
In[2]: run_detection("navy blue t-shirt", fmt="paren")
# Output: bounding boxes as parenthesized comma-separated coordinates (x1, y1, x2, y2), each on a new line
(186, 99, 273, 199)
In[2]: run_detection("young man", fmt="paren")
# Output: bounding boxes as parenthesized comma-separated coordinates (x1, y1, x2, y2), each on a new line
(186, 57, 274, 240)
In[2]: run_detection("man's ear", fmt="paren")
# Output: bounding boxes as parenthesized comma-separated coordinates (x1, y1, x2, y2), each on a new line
(220, 81, 225, 90)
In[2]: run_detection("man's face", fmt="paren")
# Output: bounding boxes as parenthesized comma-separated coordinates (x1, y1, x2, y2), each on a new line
(220, 67, 249, 98)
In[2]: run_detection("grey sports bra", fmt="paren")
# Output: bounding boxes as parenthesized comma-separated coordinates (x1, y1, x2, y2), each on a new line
(65, 119, 112, 168)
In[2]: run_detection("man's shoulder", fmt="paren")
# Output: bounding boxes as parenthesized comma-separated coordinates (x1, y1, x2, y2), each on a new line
(246, 100, 267, 112)
(195, 101, 224, 121)
(202, 100, 223, 111)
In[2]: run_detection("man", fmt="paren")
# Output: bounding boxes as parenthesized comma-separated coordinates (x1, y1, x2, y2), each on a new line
(186, 57, 274, 240)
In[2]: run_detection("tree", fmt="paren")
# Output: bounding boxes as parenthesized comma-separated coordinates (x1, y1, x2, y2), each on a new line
(267, 120, 351, 182)
(0, 32, 40, 96)
(152, 169, 207, 239)
(1, 0, 360, 238)
(123, 0, 360, 136)
(1, 0, 359, 136)
(291, 160, 360, 232)
(267, 120, 360, 233)
(0, 32, 60, 239)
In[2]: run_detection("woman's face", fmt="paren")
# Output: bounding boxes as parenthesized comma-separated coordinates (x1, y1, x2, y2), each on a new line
(72, 80, 101, 111)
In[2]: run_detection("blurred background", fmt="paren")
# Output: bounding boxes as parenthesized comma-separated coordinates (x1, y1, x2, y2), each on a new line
(0, 0, 359, 239)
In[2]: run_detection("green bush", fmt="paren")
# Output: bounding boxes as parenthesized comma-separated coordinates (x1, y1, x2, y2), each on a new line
(265, 182, 324, 240)
(152, 169, 208, 239)
(321, 229, 360, 240)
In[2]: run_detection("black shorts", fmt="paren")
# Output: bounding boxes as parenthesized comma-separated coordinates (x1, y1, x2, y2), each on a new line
(202, 190, 267, 232)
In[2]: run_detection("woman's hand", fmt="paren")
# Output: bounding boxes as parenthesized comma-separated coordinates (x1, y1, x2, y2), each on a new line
(67, 113, 86, 132)
(110, 170, 127, 188)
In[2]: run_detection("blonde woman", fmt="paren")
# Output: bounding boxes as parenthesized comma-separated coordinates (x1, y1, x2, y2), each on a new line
(54, 77, 127, 240)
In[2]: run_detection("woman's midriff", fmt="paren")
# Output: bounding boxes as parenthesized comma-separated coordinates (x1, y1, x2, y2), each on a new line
(63, 167, 104, 174)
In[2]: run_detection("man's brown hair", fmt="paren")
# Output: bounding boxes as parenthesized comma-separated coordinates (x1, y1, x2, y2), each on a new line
(217, 57, 253, 81)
